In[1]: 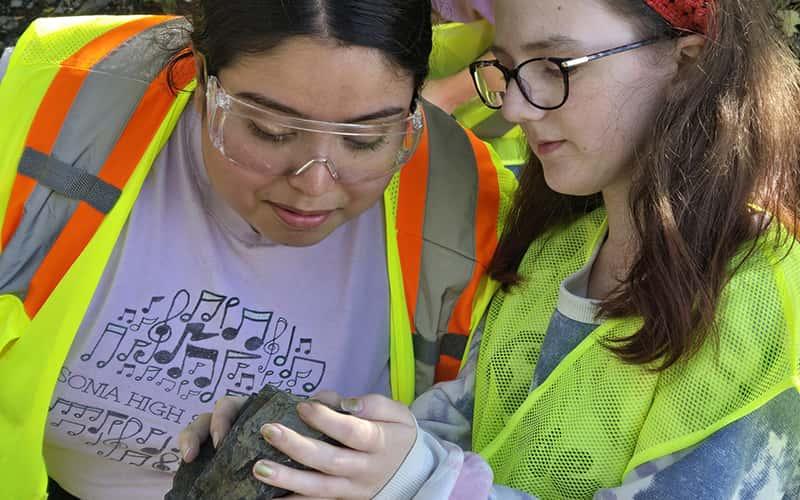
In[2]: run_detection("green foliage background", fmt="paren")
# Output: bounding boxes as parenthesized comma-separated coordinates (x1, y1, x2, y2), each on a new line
(2, 1, 800, 53)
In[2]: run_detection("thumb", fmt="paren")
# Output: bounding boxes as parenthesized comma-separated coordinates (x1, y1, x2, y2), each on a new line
(340, 394, 414, 426)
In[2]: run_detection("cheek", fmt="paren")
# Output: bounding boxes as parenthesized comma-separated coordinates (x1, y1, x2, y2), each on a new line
(565, 78, 664, 157)
(340, 177, 393, 214)
(202, 136, 268, 208)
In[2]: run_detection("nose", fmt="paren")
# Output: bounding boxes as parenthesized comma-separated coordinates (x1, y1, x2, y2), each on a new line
(287, 158, 338, 196)
(501, 78, 547, 124)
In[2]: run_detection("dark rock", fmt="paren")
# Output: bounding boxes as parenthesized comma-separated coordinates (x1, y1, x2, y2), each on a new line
(165, 385, 339, 500)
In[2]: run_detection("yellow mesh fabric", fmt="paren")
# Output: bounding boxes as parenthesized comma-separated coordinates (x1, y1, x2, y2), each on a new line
(15, 16, 148, 67)
(473, 210, 800, 499)
(385, 174, 400, 221)
(494, 156, 517, 240)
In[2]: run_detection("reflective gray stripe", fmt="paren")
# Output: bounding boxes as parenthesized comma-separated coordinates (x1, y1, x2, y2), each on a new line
(412, 332, 469, 366)
(0, 18, 190, 300)
(412, 334, 441, 366)
(471, 110, 516, 139)
(19, 148, 120, 213)
(0, 190, 78, 300)
(440, 333, 469, 359)
(50, 17, 189, 183)
(0, 47, 13, 84)
(414, 360, 436, 397)
(412, 100, 481, 394)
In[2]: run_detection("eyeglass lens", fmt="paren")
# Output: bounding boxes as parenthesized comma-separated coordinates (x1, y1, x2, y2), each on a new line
(473, 60, 567, 109)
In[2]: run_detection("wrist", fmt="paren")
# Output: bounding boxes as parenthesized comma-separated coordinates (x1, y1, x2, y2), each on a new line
(373, 420, 437, 500)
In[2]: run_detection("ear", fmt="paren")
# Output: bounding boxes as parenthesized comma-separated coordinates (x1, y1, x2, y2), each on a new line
(673, 34, 706, 69)
(664, 34, 706, 96)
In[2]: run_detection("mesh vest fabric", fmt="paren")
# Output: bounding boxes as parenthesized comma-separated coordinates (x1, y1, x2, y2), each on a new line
(472, 208, 800, 499)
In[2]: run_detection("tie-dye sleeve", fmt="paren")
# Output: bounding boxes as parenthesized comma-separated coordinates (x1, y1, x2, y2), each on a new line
(594, 389, 800, 500)
(375, 327, 537, 499)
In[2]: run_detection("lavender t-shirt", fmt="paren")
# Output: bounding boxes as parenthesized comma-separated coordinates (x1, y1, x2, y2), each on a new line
(43, 107, 390, 499)
(433, 0, 495, 22)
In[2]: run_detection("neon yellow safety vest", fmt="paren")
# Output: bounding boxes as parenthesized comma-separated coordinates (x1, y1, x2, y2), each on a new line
(0, 16, 516, 499)
(472, 209, 800, 499)
(429, 20, 529, 168)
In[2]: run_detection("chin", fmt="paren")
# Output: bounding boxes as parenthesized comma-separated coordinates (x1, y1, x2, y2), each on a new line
(263, 228, 331, 247)
(541, 165, 602, 197)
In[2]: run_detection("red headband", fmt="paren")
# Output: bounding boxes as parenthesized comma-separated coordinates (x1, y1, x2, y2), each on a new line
(644, 0, 711, 34)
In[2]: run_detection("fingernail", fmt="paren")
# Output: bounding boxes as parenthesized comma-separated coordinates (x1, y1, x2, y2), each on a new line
(211, 432, 220, 449)
(260, 424, 280, 442)
(254, 461, 273, 479)
(341, 398, 363, 414)
(296, 402, 312, 415)
(181, 447, 193, 462)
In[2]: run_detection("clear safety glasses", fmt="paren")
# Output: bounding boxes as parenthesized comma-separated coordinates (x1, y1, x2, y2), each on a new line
(205, 76, 425, 183)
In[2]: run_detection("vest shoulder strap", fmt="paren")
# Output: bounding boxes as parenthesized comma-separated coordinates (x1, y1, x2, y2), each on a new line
(396, 99, 507, 391)
(0, 15, 195, 318)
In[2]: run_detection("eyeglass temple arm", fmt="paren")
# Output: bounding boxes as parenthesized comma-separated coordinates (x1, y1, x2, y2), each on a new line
(561, 38, 662, 69)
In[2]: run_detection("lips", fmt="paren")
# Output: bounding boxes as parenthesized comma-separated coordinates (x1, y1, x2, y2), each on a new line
(268, 201, 334, 230)
(536, 140, 566, 156)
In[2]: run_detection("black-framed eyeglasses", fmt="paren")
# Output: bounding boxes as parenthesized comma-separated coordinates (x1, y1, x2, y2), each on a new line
(469, 38, 661, 111)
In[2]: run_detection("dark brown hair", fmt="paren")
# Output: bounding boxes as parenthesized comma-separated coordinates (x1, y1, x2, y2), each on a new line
(489, 0, 800, 369)
(169, 0, 432, 100)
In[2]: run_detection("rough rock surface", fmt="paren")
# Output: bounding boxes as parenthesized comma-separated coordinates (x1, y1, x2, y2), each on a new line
(165, 384, 337, 500)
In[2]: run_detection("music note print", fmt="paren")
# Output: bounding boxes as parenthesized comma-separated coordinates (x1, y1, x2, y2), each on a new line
(155, 378, 176, 392)
(294, 338, 312, 355)
(80, 323, 128, 368)
(153, 323, 218, 365)
(130, 316, 157, 332)
(141, 295, 165, 314)
(188, 361, 206, 375)
(218, 296, 241, 329)
(233, 372, 256, 392)
(180, 290, 228, 323)
(136, 427, 171, 455)
(167, 344, 219, 388)
(50, 418, 86, 437)
(222, 308, 273, 348)
(226, 361, 250, 381)
(115, 449, 152, 467)
(117, 308, 136, 324)
(87, 410, 129, 436)
(257, 320, 293, 376)
(136, 290, 191, 363)
(117, 339, 151, 362)
(275, 357, 326, 395)
(270, 322, 298, 367)
(200, 350, 260, 403)
(115, 363, 136, 378)
(134, 366, 162, 382)
(49, 398, 104, 422)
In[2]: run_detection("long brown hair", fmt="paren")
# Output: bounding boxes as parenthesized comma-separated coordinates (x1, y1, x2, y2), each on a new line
(489, 0, 800, 369)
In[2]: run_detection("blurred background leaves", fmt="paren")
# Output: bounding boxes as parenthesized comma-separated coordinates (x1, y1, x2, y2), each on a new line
(2, 1, 800, 54)
(0, 0, 189, 51)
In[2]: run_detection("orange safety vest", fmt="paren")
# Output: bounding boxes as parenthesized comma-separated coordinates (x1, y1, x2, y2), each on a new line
(0, 15, 514, 397)
(0, 16, 514, 498)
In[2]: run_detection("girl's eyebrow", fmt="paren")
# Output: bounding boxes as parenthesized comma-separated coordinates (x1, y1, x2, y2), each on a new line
(492, 35, 583, 56)
(236, 91, 404, 123)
